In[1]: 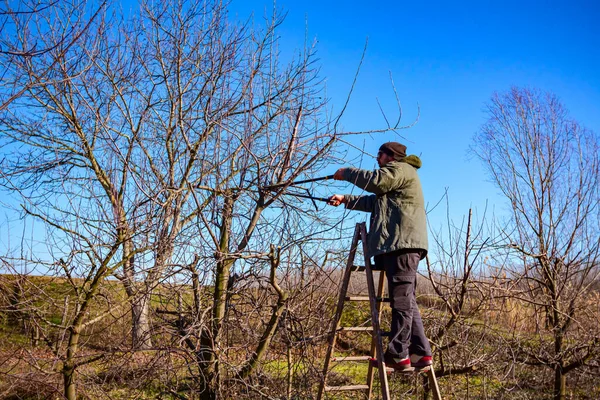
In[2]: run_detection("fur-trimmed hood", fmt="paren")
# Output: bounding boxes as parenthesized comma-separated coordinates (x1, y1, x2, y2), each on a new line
(401, 154, 422, 169)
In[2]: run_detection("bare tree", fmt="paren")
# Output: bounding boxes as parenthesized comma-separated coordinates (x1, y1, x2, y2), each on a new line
(0, 204, 134, 400)
(426, 208, 495, 371)
(473, 87, 600, 400)
(0, 0, 410, 398)
(0, 0, 106, 110)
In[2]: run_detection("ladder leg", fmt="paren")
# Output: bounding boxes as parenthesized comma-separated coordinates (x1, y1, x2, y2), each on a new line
(317, 224, 361, 400)
(427, 365, 442, 400)
(360, 223, 391, 400)
(366, 264, 387, 399)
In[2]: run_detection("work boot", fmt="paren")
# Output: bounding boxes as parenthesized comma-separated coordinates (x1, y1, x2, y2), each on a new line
(410, 354, 433, 369)
(370, 352, 414, 372)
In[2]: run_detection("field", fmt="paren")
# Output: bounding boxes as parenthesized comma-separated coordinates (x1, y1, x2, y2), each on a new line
(1, 273, 599, 399)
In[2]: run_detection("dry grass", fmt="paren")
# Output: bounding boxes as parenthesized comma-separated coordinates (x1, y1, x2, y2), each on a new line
(1, 274, 599, 399)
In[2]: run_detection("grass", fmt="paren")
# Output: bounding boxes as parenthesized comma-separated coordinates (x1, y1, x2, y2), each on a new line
(0, 324, 30, 347)
(2, 274, 599, 399)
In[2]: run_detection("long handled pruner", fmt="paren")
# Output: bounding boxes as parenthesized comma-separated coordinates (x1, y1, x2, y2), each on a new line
(263, 175, 335, 210)
(263, 175, 334, 190)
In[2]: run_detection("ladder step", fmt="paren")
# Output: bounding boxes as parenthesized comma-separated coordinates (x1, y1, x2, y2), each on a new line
(324, 385, 369, 392)
(331, 356, 371, 362)
(339, 326, 373, 332)
(345, 296, 390, 302)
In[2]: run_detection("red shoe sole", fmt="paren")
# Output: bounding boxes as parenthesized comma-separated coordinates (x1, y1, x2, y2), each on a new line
(369, 358, 415, 373)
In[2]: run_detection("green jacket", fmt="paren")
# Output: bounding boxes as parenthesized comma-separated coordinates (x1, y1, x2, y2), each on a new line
(342, 155, 428, 257)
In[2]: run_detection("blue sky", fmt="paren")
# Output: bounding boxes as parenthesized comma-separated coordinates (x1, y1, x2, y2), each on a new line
(2, 1, 598, 263)
(229, 0, 600, 228)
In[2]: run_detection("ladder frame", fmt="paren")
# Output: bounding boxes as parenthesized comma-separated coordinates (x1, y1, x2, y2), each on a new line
(317, 222, 442, 400)
(317, 222, 389, 399)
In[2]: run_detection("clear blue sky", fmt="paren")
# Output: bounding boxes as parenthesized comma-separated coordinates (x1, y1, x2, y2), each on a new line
(2, 1, 599, 262)
(229, 0, 600, 228)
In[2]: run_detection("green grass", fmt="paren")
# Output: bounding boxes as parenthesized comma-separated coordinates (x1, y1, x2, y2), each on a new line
(0, 324, 30, 347)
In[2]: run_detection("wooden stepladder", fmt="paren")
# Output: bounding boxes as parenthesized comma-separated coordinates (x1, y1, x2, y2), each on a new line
(317, 222, 442, 400)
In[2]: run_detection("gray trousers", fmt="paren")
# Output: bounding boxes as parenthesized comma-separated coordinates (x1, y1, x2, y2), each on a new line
(374, 249, 431, 359)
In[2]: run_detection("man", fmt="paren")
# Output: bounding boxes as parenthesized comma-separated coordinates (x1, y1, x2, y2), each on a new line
(327, 142, 432, 372)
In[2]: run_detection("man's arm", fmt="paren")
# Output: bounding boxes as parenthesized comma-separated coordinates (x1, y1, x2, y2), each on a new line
(334, 165, 400, 195)
(345, 194, 376, 212)
(327, 194, 376, 212)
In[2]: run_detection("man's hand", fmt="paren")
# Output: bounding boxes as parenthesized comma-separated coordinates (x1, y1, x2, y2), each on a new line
(333, 168, 346, 180)
(328, 194, 345, 207)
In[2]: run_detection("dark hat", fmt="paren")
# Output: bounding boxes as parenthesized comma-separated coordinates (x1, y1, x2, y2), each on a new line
(379, 142, 407, 160)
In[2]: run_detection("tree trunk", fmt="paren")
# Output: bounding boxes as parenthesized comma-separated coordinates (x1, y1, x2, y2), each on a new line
(196, 340, 217, 400)
(121, 237, 153, 350)
(63, 365, 77, 400)
(195, 195, 237, 398)
(132, 293, 153, 350)
(199, 385, 217, 400)
(196, 257, 233, 398)
(552, 307, 566, 400)
(553, 365, 566, 400)
(63, 325, 81, 400)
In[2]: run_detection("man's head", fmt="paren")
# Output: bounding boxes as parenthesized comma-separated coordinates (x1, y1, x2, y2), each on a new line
(377, 142, 406, 166)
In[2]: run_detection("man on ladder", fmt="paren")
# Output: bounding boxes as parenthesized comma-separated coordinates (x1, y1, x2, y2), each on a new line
(328, 141, 432, 372)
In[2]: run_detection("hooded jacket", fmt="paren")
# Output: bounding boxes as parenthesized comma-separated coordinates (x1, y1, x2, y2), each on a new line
(342, 155, 428, 257)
